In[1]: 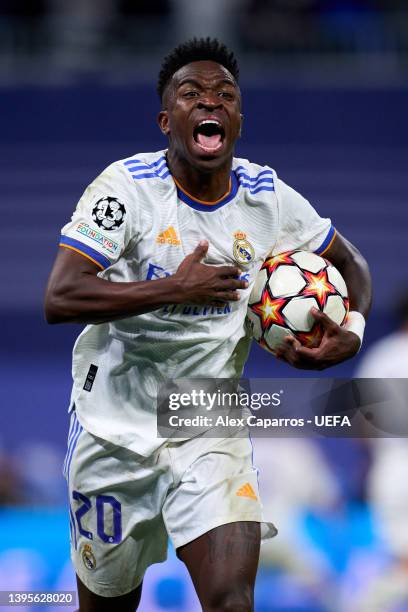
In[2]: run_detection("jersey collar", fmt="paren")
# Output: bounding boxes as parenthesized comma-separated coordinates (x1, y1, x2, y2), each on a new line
(172, 168, 239, 212)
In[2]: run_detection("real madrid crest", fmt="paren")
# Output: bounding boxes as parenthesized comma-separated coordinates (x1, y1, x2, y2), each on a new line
(233, 230, 255, 265)
(82, 543, 97, 570)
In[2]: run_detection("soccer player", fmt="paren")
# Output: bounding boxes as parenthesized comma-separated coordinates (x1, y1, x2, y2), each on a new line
(44, 38, 372, 611)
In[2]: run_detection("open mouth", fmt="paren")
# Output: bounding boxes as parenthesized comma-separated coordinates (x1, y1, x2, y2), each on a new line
(193, 120, 225, 154)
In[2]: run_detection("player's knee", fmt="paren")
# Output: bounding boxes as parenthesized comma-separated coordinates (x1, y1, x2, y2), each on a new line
(205, 585, 253, 612)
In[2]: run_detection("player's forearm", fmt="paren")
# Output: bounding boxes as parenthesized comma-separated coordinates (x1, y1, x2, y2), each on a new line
(45, 274, 184, 324)
(45, 242, 245, 324)
(327, 233, 372, 318)
(340, 253, 372, 318)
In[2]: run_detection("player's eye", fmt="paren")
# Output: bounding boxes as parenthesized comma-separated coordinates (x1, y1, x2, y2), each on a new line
(183, 90, 199, 98)
(219, 91, 234, 100)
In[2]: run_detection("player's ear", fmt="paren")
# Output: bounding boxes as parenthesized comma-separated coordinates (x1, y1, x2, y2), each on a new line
(158, 110, 170, 136)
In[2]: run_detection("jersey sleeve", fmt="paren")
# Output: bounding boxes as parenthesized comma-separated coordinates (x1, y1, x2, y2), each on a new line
(59, 163, 138, 270)
(271, 177, 336, 256)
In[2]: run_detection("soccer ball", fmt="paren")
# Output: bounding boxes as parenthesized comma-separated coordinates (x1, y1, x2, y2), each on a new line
(246, 250, 349, 354)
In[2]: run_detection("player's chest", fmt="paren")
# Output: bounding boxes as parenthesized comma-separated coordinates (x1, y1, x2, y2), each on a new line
(134, 195, 278, 283)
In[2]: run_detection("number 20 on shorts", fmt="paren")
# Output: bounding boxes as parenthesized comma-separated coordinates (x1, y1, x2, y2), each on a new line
(71, 491, 122, 544)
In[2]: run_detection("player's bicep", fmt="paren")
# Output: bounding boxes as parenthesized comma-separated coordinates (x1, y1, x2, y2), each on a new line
(45, 247, 100, 319)
(321, 231, 356, 268)
(52, 245, 102, 282)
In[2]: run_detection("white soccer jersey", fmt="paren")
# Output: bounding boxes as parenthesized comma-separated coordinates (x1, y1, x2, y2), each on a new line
(60, 150, 335, 456)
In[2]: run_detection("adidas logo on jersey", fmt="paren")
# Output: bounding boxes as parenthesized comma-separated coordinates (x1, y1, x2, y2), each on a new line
(156, 226, 181, 246)
(235, 482, 258, 501)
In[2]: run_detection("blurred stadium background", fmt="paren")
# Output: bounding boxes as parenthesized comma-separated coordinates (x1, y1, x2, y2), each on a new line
(1, 1, 408, 610)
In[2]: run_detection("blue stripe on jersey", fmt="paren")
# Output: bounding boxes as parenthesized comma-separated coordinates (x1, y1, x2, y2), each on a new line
(130, 170, 171, 180)
(59, 236, 111, 270)
(235, 167, 273, 182)
(124, 157, 165, 168)
(128, 163, 168, 177)
(235, 166, 275, 193)
(66, 412, 82, 550)
(68, 411, 78, 444)
(315, 225, 336, 255)
(69, 506, 78, 550)
(64, 416, 79, 478)
(239, 177, 274, 186)
(243, 185, 275, 195)
(124, 156, 171, 181)
(177, 171, 239, 212)
(127, 159, 167, 173)
(63, 412, 78, 477)
(66, 419, 83, 486)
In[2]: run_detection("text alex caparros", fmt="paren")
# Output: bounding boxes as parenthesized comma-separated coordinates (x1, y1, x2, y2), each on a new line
(167, 388, 352, 430)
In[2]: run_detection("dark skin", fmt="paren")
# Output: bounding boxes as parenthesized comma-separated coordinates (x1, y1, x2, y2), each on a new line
(75, 522, 260, 612)
(44, 240, 246, 325)
(45, 60, 371, 610)
(158, 60, 243, 199)
(177, 522, 260, 611)
(75, 576, 142, 612)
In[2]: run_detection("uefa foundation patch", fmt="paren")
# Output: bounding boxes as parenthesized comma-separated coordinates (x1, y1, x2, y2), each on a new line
(75, 222, 119, 255)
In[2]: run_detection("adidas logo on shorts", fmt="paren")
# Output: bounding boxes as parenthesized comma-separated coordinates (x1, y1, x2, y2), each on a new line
(235, 482, 258, 501)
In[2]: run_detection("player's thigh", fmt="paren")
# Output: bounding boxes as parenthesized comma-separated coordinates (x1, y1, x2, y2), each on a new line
(76, 574, 142, 612)
(177, 521, 260, 611)
(163, 434, 268, 610)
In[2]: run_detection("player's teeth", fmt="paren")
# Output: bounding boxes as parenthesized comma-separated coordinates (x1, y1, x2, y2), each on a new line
(199, 120, 221, 126)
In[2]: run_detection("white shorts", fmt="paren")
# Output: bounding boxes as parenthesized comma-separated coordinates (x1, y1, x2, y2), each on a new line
(64, 410, 277, 597)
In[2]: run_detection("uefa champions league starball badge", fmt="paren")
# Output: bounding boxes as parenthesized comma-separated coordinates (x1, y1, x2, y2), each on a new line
(91, 196, 126, 231)
(82, 544, 97, 570)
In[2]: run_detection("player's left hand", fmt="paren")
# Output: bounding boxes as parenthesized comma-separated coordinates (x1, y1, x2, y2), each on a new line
(275, 308, 361, 370)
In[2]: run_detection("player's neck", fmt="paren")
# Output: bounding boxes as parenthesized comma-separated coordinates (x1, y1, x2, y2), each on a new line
(166, 151, 232, 203)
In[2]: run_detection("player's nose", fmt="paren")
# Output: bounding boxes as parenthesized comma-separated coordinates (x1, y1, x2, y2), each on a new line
(197, 94, 222, 111)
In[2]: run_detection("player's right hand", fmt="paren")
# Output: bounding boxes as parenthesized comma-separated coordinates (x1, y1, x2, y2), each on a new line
(174, 240, 248, 304)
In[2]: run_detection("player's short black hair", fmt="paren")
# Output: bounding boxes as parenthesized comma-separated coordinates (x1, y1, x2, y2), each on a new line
(158, 37, 239, 101)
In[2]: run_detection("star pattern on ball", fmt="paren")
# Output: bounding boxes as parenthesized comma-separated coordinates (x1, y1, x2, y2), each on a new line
(247, 249, 349, 356)
(251, 289, 286, 330)
(262, 251, 295, 275)
(300, 269, 338, 309)
(297, 325, 324, 349)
